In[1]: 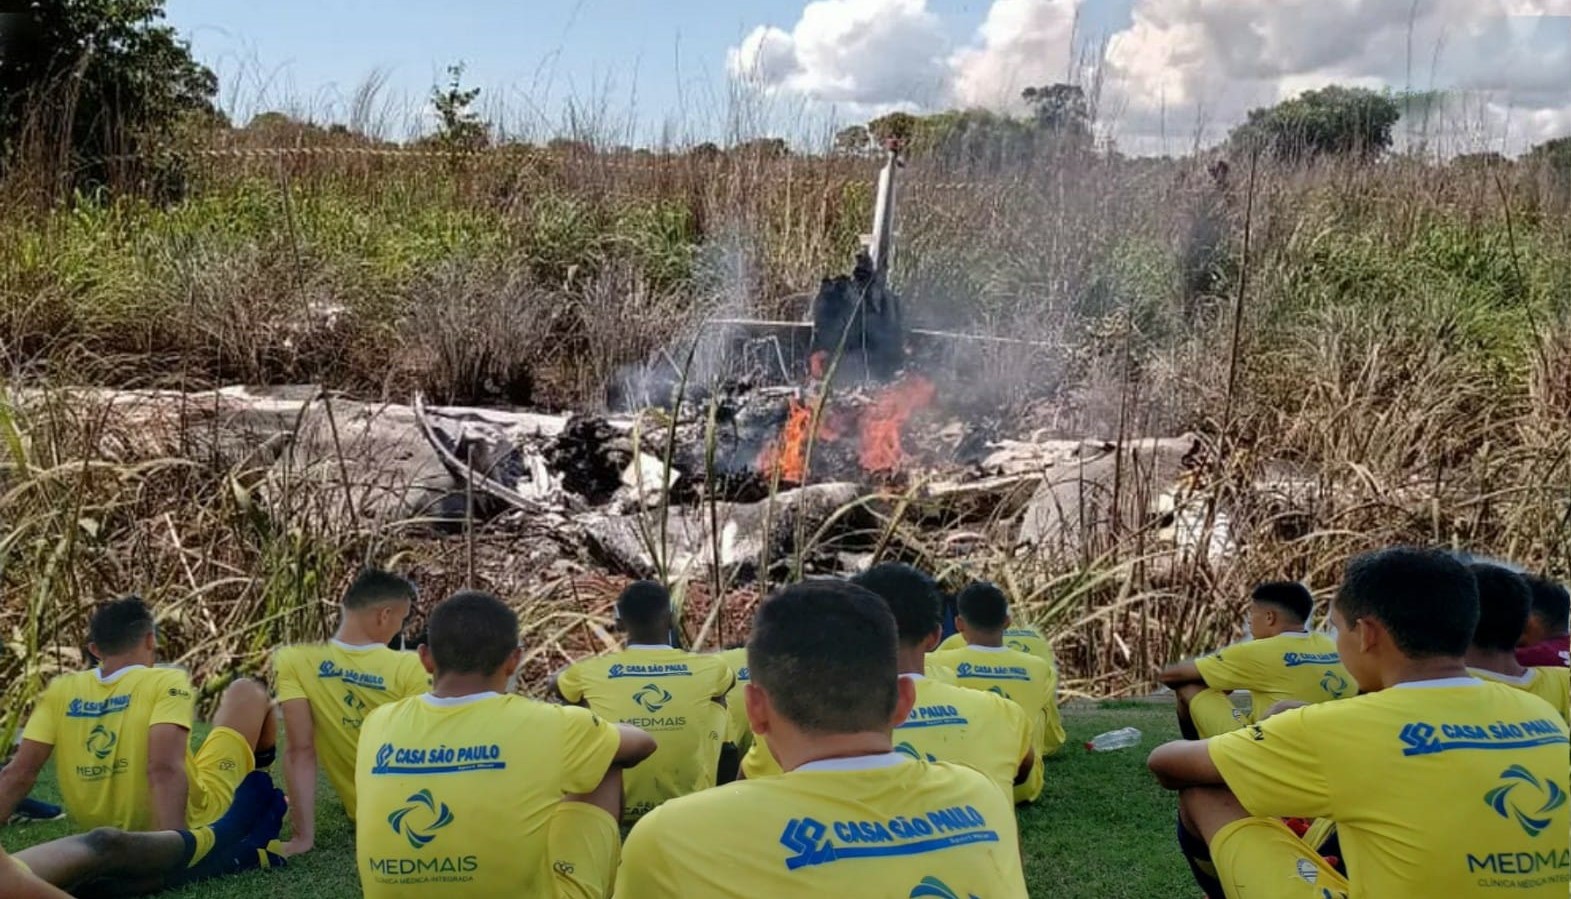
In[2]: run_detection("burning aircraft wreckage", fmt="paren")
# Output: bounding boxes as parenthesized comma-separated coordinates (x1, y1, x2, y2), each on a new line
(38, 149, 1315, 609)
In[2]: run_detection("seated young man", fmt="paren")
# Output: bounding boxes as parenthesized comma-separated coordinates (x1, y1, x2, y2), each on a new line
(929, 580, 1064, 799)
(616, 580, 1029, 898)
(1159, 581, 1356, 739)
(936, 584, 1061, 676)
(271, 569, 429, 856)
(0, 597, 276, 834)
(551, 581, 734, 823)
(1149, 547, 1571, 899)
(1466, 564, 1571, 724)
(356, 591, 655, 899)
(714, 644, 750, 784)
(1, 772, 287, 896)
(739, 564, 1035, 803)
(1516, 574, 1570, 668)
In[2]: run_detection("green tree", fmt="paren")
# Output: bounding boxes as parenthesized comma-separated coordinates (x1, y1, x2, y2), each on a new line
(833, 124, 872, 155)
(1229, 86, 1402, 162)
(0, 0, 218, 182)
(1022, 83, 1090, 139)
(867, 112, 917, 146)
(1526, 136, 1571, 172)
(430, 63, 488, 151)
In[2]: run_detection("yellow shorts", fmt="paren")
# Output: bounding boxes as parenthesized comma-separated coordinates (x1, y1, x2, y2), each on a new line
(1014, 749, 1045, 804)
(1191, 688, 1249, 739)
(549, 801, 620, 899)
(1211, 817, 1349, 899)
(187, 725, 255, 827)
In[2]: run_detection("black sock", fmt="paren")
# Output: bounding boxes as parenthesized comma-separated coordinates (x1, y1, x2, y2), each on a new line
(254, 746, 277, 769)
(1177, 815, 1226, 899)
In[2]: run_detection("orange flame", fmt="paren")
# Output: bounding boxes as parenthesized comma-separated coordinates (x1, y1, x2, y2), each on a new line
(858, 374, 936, 475)
(756, 396, 842, 485)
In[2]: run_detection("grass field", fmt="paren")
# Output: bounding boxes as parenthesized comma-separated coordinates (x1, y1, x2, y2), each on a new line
(3, 703, 1189, 898)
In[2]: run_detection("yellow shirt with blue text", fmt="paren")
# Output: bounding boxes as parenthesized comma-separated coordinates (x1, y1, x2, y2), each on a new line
(21, 666, 198, 832)
(355, 693, 620, 899)
(1471, 666, 1571, 725)
(939, 626, 1058, 673)
(556, 645, 733, 821)
(618, 754, 1028, 898)
(1195, 630, 1357, 723)
(928, 645, 1064, 757)
(740, 676, 1032, 800)
(1208, 678, 1569, 898)
(273, 640, 430, 817)
(716, 647, 752, 751)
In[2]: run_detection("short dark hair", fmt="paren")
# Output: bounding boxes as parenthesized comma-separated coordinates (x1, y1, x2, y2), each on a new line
(850, 563, 941, 646)
(956, 582, 1009, 630)
(615, 581, 670, 627)
(1251, 581, 1314, 623)
(88, 596, 155, 656)
(343, 569, 418, 611)
(1525, 574, 1570, 635)
(748, 580, 899, 735)
(427, 591, 519, 676)
(1335, 547, 1478, 659)
(1470, 565, 1533, 653)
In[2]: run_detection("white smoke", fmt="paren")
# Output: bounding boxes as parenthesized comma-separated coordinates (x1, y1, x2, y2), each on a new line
(727, 0, 1571, 154)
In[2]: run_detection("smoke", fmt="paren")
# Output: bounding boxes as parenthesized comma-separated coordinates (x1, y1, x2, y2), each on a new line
(729, 0, 1571, 154)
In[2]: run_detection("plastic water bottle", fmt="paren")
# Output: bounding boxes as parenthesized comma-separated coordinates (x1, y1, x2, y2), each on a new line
(1085, 727, 1142, 752)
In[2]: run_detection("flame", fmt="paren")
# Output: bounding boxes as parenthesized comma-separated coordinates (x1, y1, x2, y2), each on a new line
(756, 396, 841, 484)
(858, 374, 935, 475)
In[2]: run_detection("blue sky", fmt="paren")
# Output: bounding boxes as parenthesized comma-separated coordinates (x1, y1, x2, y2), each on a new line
(164, 0, 1134, 142)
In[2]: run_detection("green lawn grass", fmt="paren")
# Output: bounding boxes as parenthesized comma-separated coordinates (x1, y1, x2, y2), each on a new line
(5, 704, 1190, 897)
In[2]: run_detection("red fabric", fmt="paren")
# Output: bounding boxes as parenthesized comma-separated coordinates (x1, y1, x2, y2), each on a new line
(1516, 636, 1570, 668)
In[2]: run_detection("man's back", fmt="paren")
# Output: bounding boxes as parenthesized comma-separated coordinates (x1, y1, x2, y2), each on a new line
(742, 677, 1032, 800)
(928, 646, 1063, 755)
(555, 646, 733, 820)
(354, 693, 620, 898)
(21, 667, 194, 831)
(715, 647, 752, 751)
(1472, 666, 1571, 724)
(1195, 630, 1357, 721)
(273, 641, 429, 815)
(1209, 678, 1570, 898)
(939, 626, 1058, 674)
(618, 755, 1027, 898)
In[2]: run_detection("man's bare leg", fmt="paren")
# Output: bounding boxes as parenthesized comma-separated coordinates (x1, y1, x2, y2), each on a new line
(211, 679, 274, 756)
(13, 828, 182, 896)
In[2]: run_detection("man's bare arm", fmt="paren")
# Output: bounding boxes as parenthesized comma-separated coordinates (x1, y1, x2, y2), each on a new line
(1157, 659, 1206, 688)
(1147, 740, 1225, 791)
(278, 699, 318, 856)
(613, 724, 657, 767)
(147, 724, 191, 831)
(0, 741, 52, 824)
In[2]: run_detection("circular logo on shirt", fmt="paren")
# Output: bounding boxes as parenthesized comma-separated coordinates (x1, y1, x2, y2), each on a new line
(1486, 765, 1568, 837)
(388, 789, 455, 849)
(633, 683, 673, 714)
(86, 725, 117, 760)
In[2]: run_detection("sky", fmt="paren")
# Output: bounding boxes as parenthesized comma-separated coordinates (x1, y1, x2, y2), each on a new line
(164, 0, 1568, 155)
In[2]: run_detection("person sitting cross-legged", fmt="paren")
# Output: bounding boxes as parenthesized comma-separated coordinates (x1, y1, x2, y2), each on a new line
(738, 564, 1036, 803)
(1149, 546, 1571, 899)
(1159, 581, 1356, 739)
(1466, 564, 1571, 724)
(1516, 573, 1570, 668)
(0, 597, 277, 838)
(270, 569, 429, 857)
(550, 581, 734, 824)
(616, 580, 1030, 898)
(929, 581, 1062, 801)
(356, 590, 656, 899)
(0, 771, 286, 897)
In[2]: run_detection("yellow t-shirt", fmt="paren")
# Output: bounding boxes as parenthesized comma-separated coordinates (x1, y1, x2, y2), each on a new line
(1209, 677, 1570, 898)
(938, 626, 1058, 674)
(20, 666, 198, 832)
(1471, 667, 1571, 725)
(716, 647, 752, 749)
(617, 754, 1028, 898)
(273, 640, 430, 817)
(1194, 630, 1358, 723)
(741, 676, 1032, 800)
(355, 692, 620, 899)
(556, 645, 734, 821)
(928, 645, 1065, 756)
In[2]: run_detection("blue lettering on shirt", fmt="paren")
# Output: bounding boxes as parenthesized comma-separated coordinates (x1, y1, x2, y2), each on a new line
(1282, 652, 1340, 668)
(954, 662, 1032, 682)
(779, 807, 999, 871)
(900, 705, 969, 729)
(318, 660, 388, 691)
(737, 667, 750, 682)
(608, 663, 692, 679)
(369, 742, 508, 775)
(1400, 720, 1569, 756)
(66, 696, 132, 719)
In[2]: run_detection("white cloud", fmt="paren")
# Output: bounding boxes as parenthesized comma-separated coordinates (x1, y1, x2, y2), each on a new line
(728, 0, 1571, 154)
